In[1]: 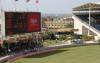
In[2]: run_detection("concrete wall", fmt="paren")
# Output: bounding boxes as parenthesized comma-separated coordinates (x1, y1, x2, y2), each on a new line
(72, 15, 82, 35)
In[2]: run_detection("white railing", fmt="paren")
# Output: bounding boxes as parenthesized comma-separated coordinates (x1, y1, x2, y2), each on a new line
(73, 15, 100, 35)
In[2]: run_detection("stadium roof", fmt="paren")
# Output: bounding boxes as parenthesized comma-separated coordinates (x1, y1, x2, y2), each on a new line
(73, 3, 100, 11)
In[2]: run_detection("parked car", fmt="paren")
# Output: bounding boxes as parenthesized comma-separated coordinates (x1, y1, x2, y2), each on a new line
(72, 39, 84, 44)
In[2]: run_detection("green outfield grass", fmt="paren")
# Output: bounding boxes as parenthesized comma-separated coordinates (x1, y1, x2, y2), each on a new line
(12, 45, 100, 63)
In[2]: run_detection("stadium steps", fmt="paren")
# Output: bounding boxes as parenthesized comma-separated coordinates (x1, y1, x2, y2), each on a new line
(73, 15, 100, 36)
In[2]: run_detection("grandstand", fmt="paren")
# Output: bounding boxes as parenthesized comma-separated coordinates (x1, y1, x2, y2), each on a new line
(73, 3, 100, 40)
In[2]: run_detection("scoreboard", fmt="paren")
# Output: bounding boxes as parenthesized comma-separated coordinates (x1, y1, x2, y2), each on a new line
(5, 12, 41, 36)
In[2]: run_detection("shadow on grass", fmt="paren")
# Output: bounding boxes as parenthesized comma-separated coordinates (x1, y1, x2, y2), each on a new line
(25, 49, 67, 58)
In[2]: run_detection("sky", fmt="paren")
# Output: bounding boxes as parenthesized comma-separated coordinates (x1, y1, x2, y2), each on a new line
(1, 0, 100, 14)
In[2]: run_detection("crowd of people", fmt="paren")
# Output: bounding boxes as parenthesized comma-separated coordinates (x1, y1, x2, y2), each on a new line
(1, 33, 43, 54)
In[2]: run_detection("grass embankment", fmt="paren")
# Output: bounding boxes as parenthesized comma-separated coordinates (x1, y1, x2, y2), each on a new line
(12, 45, 100, 63)
(43, 40, 62, 47)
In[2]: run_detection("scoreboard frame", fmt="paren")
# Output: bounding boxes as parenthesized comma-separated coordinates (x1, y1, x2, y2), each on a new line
(5, 12, 41, 36)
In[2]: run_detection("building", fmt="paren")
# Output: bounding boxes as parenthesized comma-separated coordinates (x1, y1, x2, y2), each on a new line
(42, 17, 74, 33)
(73, 3, 100, 40)
(0, 0, 43, 53)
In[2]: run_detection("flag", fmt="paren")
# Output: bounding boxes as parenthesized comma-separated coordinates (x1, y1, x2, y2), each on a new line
(26, 0, 30, 2)
(15, 0, 18, 1)
(36, 0, 39, 4)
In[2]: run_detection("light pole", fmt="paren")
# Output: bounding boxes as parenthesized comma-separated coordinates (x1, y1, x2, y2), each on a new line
(88, 3, 91, 36)
(36, 0, 39, 11)
(14, 0, 18, 12)
(26, 0, 30, 12)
